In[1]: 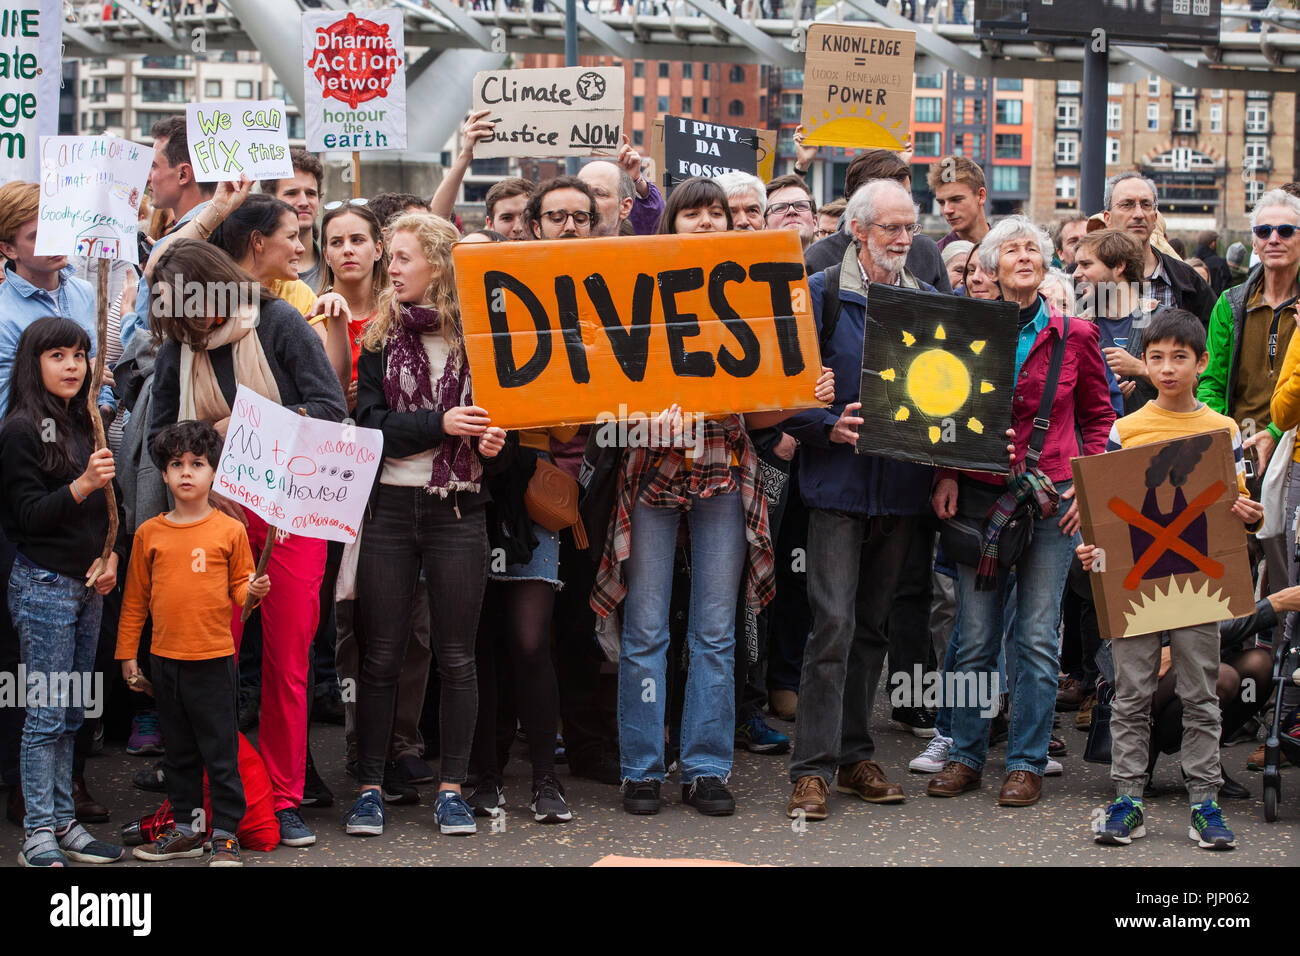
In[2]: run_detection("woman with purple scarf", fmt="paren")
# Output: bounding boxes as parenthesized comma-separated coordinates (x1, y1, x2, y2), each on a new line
(347, 213, 508, 838)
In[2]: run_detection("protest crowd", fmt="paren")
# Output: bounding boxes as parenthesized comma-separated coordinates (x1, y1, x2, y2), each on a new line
(2, 87, 1300, 869)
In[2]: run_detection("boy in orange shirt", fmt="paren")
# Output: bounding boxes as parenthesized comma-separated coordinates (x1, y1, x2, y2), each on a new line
(117, 421, 270, 867)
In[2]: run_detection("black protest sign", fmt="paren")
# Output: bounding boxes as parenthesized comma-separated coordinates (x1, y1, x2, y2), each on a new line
(662, 115, 758, 187)
(856, 285, 1016, 473)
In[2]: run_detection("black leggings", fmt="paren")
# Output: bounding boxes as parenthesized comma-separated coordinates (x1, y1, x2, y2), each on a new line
(471, 579, 559, 783)
(1151, 648, 1274, 756)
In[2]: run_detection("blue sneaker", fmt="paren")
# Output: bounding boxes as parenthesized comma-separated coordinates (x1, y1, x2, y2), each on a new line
(1095, 795, 1145, 846)
(275, 807, 317, 847)
(1189, 799, 1236, 850)
(734, 715, 791, 755)
(344, 790, 386, 837)
(434, 790, 477, 836)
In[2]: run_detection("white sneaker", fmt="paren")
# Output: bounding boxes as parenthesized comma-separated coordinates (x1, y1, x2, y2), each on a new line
(1045, 757, 1063, 777)
(908, 734, 953, 773)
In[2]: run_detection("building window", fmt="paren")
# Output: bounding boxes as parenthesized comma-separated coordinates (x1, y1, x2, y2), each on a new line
(632, 95, 644, 112)
(681, 96, 692, 113)
(1107, 82, 1123, 95)
(1209, 88, 1224, 98)
(286, 114, 304, 139)
(781, 68, 802, 86)
(1245, 140, 1269, 170)
(1055, 136, 1079, 165)
(657, 96, 669, 113)
(912, 131, 941, 157)
(781, 92, 802, 123)
(728, 99, 744, 117)
(1056, 100, 1079, 128)
(995, 78, 1022, 91)
(633, 129, 644, 146)
(682, 63, 693, 79)
(1246, 179, 1265, 207)
(205, 79, 221, 98)
(1106, 137, 1120, 165)
(702, 97, 710, 113)
(658, 62, 670, 78)
(702, 64, 710, 80)
(1174, 103, 1195, 132)
(994, 133, 1021, 159)
(1056, 80, 1081, 94)
(1106, 102, 1121, 131)
(915, 97, 942, 124)
(917, 73, 943, 88)
(950, 97, 965, 124)
(235, 80, 254, 99)
(1209, 104, 1223, 133)
(1055, 175, 1078, 200)
(777, 129, 795, 156)
(271, 81, 286, 100)
(991, 166, 1021, 192)
(105, 78, 122, 94)
(995, 99, 1021, 125)
(972, 99, 984, 123)
(953, 132, 983, 158)
(729, 65, 744, 83)
(634, 62, 644, 78)
(1146, 103, 1159, 130)
(1146, 74, 1160, 96)
(1246, 105, 1269, 133)
(1173, 85, 1196, 98)
(962, 76, 976, 91)
(139, 78, 186, 103)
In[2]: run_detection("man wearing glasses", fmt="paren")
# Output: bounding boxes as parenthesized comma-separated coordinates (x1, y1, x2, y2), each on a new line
(764, 175, 818, 250)
(525, 177, 599, 240)
(1101, 171, 1215, 326)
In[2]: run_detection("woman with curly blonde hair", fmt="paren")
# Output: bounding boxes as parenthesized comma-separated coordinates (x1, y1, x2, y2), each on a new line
(347, 213, 508, 838)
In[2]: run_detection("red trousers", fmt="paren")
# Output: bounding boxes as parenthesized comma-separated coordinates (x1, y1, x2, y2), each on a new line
(230, 512, 325, 812)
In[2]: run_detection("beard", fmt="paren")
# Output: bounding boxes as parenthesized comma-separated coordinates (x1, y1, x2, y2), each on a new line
(866, 235, 907, 276)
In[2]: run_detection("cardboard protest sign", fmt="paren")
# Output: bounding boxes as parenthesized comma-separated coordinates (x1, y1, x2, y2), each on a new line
(1071, 430, 1255, 640)
(303, 9, 407, 151)
(651, 119, 776, 186)
(0, 0, 61, 185)
(472, 67, 623, 159)
(801, 23, 915, 150)
(185, 101, 292, 183)
(855, 285, 1016, 472)
(454, 231, 822, 430)
(215, 386, 384, 543)
(662, 115, 758, 187)
(35, 136, 152, 265)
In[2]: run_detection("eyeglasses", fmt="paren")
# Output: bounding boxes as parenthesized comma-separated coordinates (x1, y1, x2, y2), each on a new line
(1253, 223, 1297, 240)
(541, 210, 592, 226)
(814, 228, 837, 240)
(1113, 199, 1157, 213)
(767, 200, 814, 216)
(324, 198, 369, 211)
(869, 221, 922, 237)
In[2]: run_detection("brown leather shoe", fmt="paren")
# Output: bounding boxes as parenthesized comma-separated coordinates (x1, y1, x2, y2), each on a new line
(1055, 678, 1085, 711)
(786, 775, 829, 820)
(768, 689, 798, 721)
(836, 760, 904, 803)
(1075, 695, 1096, 731)
(926, 761, 981, 797)
(997, 769, 1043, 806)
(73, 774, 110, 824)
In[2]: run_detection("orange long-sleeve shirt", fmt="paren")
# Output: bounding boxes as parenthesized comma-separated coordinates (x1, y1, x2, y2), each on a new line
(116, 510, 255, 662)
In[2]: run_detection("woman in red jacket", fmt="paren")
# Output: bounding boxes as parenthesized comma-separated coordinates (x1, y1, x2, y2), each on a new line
(927, 216, 1115, 808)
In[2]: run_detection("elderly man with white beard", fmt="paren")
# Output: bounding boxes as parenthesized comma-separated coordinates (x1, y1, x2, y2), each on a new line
(779, 179, 938, 820)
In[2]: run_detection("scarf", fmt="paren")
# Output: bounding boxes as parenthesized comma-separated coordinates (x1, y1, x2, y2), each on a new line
(178, 305, 281, 423)
(381, 304, 481, 496)
(974, 469, 1060, 591)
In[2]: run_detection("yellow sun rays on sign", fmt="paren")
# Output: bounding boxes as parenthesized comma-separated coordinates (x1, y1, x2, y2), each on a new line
(802, 105, 908, 150)
(877, 326, 994, 444)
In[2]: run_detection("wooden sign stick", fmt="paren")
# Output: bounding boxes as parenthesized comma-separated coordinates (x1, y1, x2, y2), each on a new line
(85, 259, 119, 590)
(351, 150, 361, 200)
(240, 408, 306, 620)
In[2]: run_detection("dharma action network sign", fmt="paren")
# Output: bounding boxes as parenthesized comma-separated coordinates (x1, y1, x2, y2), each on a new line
(302, 9, 407, 152)
(215, 386, 384, 543)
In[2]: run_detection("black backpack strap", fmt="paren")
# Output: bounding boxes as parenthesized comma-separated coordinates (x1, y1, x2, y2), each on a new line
(1026, 314, 1070, 468)
(820, 264, 842, 350)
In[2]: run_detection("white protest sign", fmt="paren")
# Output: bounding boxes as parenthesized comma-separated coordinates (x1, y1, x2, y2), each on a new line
(472, 67, 624, 158)
(302, 9, 407, 152)
(185, 100, 293, 182)
(0, 0, 61, 185)
(35, 136, 152, 264)
(215, 385, 383, 543)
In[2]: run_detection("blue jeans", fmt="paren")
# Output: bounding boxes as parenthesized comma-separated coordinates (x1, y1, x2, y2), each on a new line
(934, 579, 1012, 740)
(618, 488, 746, 783)
(8, 554, 102, 831)
(948, 503, 1076, 776)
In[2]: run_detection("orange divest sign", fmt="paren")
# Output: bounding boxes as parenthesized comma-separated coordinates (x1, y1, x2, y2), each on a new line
(454, 231, 822, 429)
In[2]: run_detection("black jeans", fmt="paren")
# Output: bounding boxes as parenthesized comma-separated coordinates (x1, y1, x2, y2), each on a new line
(152, 654, 245, 835)
(886, 520, 937, 706)
(552, 528, 614, 767)
(767, 469, 811, 694)
(355, 485, 487, 786)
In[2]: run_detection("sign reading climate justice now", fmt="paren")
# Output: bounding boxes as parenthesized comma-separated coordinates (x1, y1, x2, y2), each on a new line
(302, 9, 407, 152)
(35, 136, 152, 265)
(472, 67, 624, 159)
(454, 231, 822, 430)
(185, 100, 293, 182)
(0, 0, 60, 185)
(216, 386, 384, 543)
(801, 23, 915, 150)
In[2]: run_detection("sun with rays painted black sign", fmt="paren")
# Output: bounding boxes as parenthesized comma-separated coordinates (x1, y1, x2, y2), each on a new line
(856, 286, 1017, 473)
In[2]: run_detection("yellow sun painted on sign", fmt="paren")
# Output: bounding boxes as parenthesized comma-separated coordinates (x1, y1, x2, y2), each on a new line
(879, 328, 994, 444)
(802, 105, 908, 151)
